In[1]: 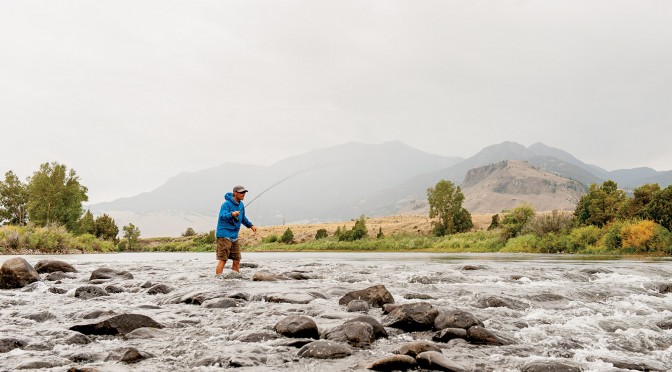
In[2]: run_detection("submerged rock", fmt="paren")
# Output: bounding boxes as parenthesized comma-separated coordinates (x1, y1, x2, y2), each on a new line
(0, 337, 27, 353)
(339, 285, 395, 308)
(0, 257, 40, 289)
(521, 360, 583, 372)
(34, 260, 77, 274)
(70, 314, 163, 336)
(297, 340, 352, 359)
(275, 315, 320, 339)
(236, 331, 280, 343)
(382, 302, 439, 331)
(466, 326, 510, 346)
(394, 341, 441, 357)
(416, 351, 468, 372)
(475, 295, 528, 310)
(202, 298, 245, 308)
(345, 315, 388, 339)
(366, 354, 417, 371)
(45, 271, 75, 281)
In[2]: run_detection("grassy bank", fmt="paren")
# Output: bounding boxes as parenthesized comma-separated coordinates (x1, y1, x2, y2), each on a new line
(0, 225, 116, 254)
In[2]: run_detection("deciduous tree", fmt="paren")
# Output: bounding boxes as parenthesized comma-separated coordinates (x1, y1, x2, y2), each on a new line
(95, 214, 119, 242)
(0, 171, 28, 225)
(123, 223, 141, 251)
(574, 180, 627, 227)
(427, 180, 473, 236)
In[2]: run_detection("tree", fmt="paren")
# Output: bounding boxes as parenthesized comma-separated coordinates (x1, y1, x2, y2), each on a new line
(0, 171, 29, 225)
(95, 214, 119, 241)
(622, 183, 661, 219)
(376, 227, 384, 239)
(427, 180, 473, 236)
(500, 205, 535, 239)
(122, 223, 141, 251)
(315, 228, 328, 240)
(487, 214, 500, 231)
(339, 215, 369, 241)
(642, 185, 672, 231)
(26, 162, 88, 231)
(574, 180, 627, 227)
(78, 210, 96, 235)
(280, 227, 294, 244)
(182, 227, 196, 237)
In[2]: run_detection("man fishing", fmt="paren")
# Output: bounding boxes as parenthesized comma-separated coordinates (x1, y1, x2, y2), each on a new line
(216, 185, 257, 275)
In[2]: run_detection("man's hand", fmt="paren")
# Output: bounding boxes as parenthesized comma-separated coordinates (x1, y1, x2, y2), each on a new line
(232, 211, 240, 218)
(251, 226, 258, 234)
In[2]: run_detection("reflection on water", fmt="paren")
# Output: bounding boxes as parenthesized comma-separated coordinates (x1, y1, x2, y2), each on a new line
(1, 252, 671, 371)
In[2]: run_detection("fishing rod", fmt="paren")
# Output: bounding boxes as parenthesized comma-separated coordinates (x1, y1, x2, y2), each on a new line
(232, 168, 313, 221)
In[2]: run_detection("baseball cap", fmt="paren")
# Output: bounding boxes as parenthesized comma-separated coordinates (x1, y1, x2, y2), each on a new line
(233, 185, 248, 193)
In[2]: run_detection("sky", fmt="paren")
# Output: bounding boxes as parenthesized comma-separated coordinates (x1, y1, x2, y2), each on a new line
(1, 0, 671, 204)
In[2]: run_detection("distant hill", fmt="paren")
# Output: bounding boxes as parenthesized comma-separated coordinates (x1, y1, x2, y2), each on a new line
(461, 160, 586, 213)
(89, 140, 671, 237)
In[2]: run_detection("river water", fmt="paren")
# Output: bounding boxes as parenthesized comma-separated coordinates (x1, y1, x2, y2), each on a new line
(1, 252, 672, 371)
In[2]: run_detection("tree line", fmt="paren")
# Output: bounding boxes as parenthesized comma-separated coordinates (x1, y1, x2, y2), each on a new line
(0, 162, 140, 249)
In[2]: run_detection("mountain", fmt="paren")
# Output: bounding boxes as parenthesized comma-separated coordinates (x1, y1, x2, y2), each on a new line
(89, 140, 671, 237)
(461, 160, 586, 213)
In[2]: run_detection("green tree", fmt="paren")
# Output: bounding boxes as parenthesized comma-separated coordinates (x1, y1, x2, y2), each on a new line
(95, 214, 119, 241)
(78, 210, 96, 235)
(376, 227, 384, 239)
(642, 185, 672, 231)
(182, 227, 196, 237)
(574, 180, 627, 227)
(501, 205, 535, 239)
(622, 183, 660, 219)
(487, 214, 500, 231)
(122, 223, 141, 251)
(315, 228, 328, 240)
(26, 162, 88, 231)
(339, 215, 369, 241)
(427, 180, 473, 236)
(280, 227, 294, 244)
(0, 171, 29, 225)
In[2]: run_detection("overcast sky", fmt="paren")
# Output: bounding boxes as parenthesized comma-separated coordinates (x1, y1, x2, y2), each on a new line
(2, 0, 671, 204)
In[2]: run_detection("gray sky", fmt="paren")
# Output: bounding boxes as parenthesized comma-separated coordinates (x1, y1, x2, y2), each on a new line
(2, 0, 671, 204)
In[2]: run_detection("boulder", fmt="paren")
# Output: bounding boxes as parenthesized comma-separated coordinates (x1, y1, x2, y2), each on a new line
(240, 262, 259, 268)
(275, 315, 320, 339)
(74, 286, 110, 300)
(104, 285, 125, 294)
(0, 338, 27, 353)
(34, 260, 77, 273)
(521, 360, 583, 372)
(255, 292, 315, 304)
(434, 310, 484, 330)
(322, 321, 375, 348)
(89, 268, 133, 281)
(347, 299, 370, 312)
(394, 341, 441, 357)
(297, 340, 352, 359)
(252, 271, 286, 281)
(70, 314, 163, 336)
(382, 302, 439, 331)
(147, 284, 172, 295)
(48, 287, 67, 294)
(0, 257, 40, 289)
(124, 328, 168, 339)
(15, 358, 68, 370)
(22, 311, 56, 323)
(65, 333, 92, 345)
(120, 348, 152, 364)
(236, 331, 280, 343)
(433, 328, 468, 343)
(382, 303, 401, 314)
(45, 271, 75, 281)
(202, 298, 244, 308)
(466, 326, 510, 346)
(416, 351, 468, 372)
(475, 295, 528, 310)
(339, 285, 394, 308)
(366, 355, 417, 371)
(345, 315, 388, 339)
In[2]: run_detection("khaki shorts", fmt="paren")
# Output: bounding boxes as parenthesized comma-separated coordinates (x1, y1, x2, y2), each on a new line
(216, 238, 241, 261)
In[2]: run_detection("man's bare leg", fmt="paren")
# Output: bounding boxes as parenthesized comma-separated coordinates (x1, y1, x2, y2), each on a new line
(232, 260, 240, 272)
(216, 260, 226, 275)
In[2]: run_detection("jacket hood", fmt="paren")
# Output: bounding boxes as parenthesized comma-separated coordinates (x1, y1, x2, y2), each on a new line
(225, 192, 240, 205)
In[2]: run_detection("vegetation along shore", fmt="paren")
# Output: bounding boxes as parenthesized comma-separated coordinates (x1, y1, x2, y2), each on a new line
(1, 162, 671, 256)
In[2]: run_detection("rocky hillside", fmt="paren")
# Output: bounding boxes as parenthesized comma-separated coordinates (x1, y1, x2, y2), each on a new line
(461, 160, 586, 213)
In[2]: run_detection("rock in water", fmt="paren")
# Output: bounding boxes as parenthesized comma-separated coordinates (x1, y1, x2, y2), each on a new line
(521, 360, 583, 372)
(416, 351, 468, 372)
(74, 286, 110, 300)
(89, 268, 133, 280)
(297, 340, 352, 359)
(366, 355, 417, 371)
(466, 326, 510, 346)
(434, 310, 484, 330)
(0, 257, 40, 289)
(274, 315, 319, 339)
(322, 321, 375, 348)
(394, 341, 441, 357)
(0, 338, 27, 353)
(70, 314, 163, 336)
(382, 302, 439, 331)
(338, 285, 395, 308)
(34, 260, 77, 273)
(345, 315, 388, 339)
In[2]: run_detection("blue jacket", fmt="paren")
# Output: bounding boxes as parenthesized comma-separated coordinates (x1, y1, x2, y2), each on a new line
(216, 192, 253, 239)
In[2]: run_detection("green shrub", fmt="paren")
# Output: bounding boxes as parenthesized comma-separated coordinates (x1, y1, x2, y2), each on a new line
(280, 228, 294, 244)
(601, 221, 625, 250)
(566, 226, 603, 252)
(501, 234, 541, 253)
(523, 210, 575, 236)
(263, 234, 279, 243)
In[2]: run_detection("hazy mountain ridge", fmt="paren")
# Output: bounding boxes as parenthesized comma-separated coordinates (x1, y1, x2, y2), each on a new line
(89, 141, 670, 237)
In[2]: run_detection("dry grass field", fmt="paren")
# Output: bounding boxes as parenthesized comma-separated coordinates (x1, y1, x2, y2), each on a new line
(238, 213, 495, 245)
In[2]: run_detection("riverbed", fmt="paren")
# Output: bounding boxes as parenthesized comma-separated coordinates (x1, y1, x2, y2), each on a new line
(1, 252, 671, 371)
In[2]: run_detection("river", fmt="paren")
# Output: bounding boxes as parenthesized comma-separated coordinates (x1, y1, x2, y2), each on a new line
(1, 252, 671, 371)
